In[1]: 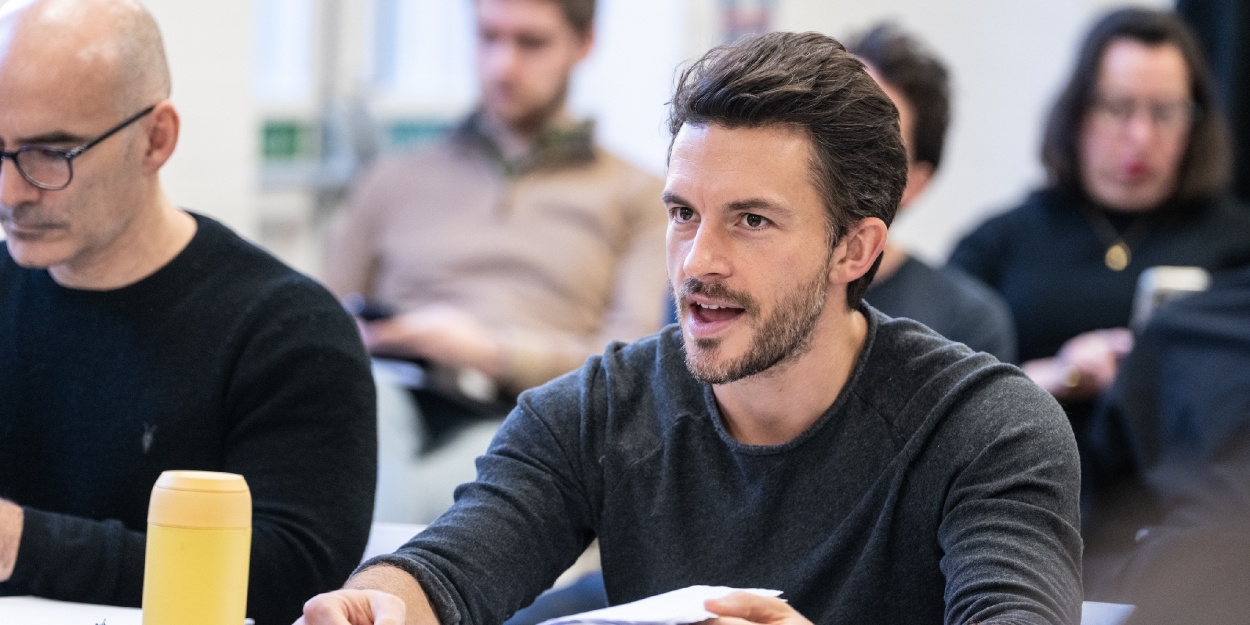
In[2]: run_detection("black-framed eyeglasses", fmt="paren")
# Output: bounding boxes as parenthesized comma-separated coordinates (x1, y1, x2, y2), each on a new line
(0, 104, 157, 191)
(1089, 96, 1197, 135)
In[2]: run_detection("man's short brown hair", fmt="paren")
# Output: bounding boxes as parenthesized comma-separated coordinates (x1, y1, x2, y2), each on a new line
(848, 22, 951, 171)
(668, 31, 908, 308)
(552, 0, 595, 36)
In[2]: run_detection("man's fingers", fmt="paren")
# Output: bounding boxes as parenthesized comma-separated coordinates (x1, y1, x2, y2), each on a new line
(705, 592, 792, 623)
(1106, 328, 1134, 355)
(299, 589, 406, 625)
(299, 593, 354, 625)
(364, 589, 408, 625)
(705, 616, 759, 625)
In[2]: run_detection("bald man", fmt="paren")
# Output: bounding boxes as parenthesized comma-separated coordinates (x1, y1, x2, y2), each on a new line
(0, 2, 377, 623)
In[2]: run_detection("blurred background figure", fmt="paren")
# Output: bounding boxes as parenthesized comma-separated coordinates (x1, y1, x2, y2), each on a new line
(1082, 263, 1250, 624)
(321, 0, 667, 525)
(948, 7, 1250, 430)
(849, 22, 1017, 364)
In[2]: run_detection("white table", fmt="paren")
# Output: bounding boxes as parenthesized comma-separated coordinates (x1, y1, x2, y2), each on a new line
(0, 596, 141, 625)
(2, 595, 1132, 625)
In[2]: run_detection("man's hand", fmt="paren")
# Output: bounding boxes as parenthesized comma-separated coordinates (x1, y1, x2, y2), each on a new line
(0, 499, 22, 581)
(360, 305, 503, 378)
(296, 589, 406, 625)
(704, 592, 812, 625)
(296, 564, 437, 625)
(1022, 328, 1134, 402)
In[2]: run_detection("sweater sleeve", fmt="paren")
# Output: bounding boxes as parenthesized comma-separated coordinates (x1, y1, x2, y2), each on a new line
(360, 368, 600, 625)
(937, 375, 1084, 625)
(8, 508, 148, 606)
(219, 278, 378, 625)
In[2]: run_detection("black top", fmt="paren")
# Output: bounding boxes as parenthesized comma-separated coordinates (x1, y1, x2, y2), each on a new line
(366, 308, 1082, 625)
(0, 214, 378, 625)
(948, 189, 1250, 363)
(1080, 265, 1250, 620)
(866, 256, 1018, 363)
(1085, 263, 1250, 548)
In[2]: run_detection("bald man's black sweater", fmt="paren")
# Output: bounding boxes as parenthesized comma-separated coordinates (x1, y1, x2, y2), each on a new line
(0, 214, 377, 625)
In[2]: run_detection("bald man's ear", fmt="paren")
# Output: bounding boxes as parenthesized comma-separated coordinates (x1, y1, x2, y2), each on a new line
(140, 100, 179, 174)
(828, 217, 889, 286)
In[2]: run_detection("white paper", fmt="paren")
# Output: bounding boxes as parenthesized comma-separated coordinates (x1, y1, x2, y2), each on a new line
(537, 585, 783, 625)
(1080, 601, 1135, 625)
(0, 596, 142, 625)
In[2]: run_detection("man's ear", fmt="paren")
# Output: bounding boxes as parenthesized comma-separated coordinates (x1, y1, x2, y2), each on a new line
(829, 217, 889, 285)
(900, 161, 935, 209)
(141, 100, 179, 175)
(573, 26, 595, 63)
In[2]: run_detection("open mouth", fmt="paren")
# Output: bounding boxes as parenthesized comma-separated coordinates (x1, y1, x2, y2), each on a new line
(691, 302, 744, 323)
(686, 301, 747, 338)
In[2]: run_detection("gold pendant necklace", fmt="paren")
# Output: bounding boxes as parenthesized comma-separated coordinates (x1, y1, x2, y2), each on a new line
(1081, 204, 1150, 272)
(1104, 241, 1131, 271)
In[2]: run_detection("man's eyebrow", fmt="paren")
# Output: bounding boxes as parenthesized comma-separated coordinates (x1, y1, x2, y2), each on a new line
(16, 131, 87, 146)
(662, 191, 692, 206)
(727, 198, 792, 215)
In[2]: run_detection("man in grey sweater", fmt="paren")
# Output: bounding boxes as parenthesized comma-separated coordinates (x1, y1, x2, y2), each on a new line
(299, 31, 1082, 625)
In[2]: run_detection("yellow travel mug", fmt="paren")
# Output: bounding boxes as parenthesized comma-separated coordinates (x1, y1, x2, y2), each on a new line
(142, 470, 252, 625)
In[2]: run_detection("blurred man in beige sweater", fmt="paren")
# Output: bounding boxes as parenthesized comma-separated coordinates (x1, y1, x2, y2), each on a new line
(323, 0, 666, 521)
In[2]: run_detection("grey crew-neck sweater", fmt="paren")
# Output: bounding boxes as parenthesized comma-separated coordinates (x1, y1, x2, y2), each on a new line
(366, 308, 1082, 625)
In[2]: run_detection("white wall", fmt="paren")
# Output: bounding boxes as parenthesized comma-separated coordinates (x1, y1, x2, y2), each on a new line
(0, 0, 258, 241)
(568, 0, 689, 176)
(145, 0, 259, 239)
(4, 0, 1181, 261)
(768, 0, 1171, 262)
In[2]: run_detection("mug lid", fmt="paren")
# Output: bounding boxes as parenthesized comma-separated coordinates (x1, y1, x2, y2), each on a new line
(148, 470, 251, 529)
(154, 470, 250, 493)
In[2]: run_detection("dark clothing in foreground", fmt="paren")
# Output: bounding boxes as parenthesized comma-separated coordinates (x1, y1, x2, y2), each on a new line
(867, 256, 1018, 363)
(365, 308, 1083, 625)
(1083, 265, 1250, 623)
(0, 214, 378, 625)
(949, 189, 1250, 364)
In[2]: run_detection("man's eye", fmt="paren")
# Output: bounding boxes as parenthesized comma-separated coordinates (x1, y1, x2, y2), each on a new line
(518, 36, 549, 51)
(672, 207, 694, 222)
(744, 214, 766, 228)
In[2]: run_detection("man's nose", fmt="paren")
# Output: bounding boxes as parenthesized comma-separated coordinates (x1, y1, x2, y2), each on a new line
(0, 157, 41, 209)
(682, 222, 731, 281)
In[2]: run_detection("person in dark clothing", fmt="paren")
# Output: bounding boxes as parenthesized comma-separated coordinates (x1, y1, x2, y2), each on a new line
(0, 2, 377, 624)
(949, 8, 1250, 415)
(1081, 264, 1250, 622)
(300, 32, 1081, 625)
(850, 23, 1017, 364)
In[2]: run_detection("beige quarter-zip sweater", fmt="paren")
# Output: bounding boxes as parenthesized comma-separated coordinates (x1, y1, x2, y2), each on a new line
(323, 115, 668, 394)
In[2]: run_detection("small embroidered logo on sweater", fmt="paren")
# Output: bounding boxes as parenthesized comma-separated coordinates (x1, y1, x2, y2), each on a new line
(142, 423, 157, 454)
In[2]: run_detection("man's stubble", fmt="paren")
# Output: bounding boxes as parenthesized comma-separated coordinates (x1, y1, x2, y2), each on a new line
(677, 254, 832, 385)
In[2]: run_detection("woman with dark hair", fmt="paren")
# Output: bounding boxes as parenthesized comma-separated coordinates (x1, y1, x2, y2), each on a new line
(950, 7, 1250, 417)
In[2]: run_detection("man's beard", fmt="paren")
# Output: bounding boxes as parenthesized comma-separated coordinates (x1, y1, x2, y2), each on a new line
(485, 77, 570, 134)
(676, 258, 830, 385)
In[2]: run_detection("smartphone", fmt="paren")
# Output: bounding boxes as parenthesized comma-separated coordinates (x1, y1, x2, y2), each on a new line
(1130, 266, 1210, 330)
